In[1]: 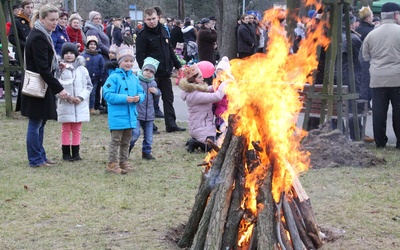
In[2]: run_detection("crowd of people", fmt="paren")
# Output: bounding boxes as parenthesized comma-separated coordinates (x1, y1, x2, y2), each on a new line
(2, 0, 400, 172)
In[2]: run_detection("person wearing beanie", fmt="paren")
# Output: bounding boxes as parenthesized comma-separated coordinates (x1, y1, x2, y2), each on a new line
(362, 2, 400, 149)
(82, 10, 110, 60)
(129, 57, 161, 160)
(81, 35, 105, 114)
(57, 42, 93, 162)
(178, 63, 227, 153)
(66, 13, 84, 53)
(102, 44, 145, 174)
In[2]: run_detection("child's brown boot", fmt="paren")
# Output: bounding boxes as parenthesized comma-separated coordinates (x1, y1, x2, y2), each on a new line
(119, 162, 134, 173)
(106, 162, 127, 174)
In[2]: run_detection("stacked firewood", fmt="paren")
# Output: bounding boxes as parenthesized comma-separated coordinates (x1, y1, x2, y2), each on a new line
(178, 122, 324, 250)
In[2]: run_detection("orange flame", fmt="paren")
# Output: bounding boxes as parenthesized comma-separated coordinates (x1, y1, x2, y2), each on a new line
(221, 3, 330, 247)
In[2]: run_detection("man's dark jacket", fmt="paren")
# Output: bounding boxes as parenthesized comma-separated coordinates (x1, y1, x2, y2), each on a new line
(136, 22, 181, 77)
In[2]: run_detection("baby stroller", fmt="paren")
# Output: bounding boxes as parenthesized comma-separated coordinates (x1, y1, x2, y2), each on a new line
(184, 41, 199, 65)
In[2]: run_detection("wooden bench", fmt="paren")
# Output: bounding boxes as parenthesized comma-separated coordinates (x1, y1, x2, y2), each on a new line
(299, 84, 369, 140)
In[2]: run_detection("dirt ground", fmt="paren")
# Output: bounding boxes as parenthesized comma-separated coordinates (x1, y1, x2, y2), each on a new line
(301, 123, 386, 169)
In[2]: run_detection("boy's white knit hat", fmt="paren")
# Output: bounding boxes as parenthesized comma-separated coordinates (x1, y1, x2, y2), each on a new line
(117, 44, 135, 64)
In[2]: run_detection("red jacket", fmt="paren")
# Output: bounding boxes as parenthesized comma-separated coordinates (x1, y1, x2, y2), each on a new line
(6, 22, 11, 35)
(66, 25, 84, 52)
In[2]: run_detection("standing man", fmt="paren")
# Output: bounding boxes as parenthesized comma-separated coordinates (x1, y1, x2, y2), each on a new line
(362, 2, 400, 149)
(197, 18, 217, 85)
(136, 8, 186, 133)
(237, 14, 255, 59)
(8, 0, 34, 55)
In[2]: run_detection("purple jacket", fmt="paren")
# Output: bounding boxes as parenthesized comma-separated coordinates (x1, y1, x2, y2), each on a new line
(180, 79, 225, 142)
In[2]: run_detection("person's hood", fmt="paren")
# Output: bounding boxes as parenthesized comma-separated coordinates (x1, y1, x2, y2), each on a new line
(74, 55, 86, 67)
(181, 25, 194, 33)
(179, 78, 209, 101)
(17, 11, 30, 23)
(104, 60, 119, 75)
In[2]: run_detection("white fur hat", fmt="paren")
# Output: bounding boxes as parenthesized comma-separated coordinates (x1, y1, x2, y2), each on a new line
(216, 56, 230, 72)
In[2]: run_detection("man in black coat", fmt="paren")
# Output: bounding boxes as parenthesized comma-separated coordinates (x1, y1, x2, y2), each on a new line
(237, 14, 255, 59)
(136, 8, 185, 133)
(8, 0, 34, 56)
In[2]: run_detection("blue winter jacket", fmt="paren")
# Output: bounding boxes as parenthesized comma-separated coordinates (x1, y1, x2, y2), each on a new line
(103, 68, 145, 130)
(81, 50, 105, 81)
(51, 25, 70, 55)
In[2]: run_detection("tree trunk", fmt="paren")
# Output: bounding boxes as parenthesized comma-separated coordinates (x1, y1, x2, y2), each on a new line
(217, 0, 239, 60)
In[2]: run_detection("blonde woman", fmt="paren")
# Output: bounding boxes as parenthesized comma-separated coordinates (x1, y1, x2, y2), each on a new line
(20, 4, 69, 167)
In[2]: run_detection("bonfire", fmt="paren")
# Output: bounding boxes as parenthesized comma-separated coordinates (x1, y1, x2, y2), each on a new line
(178, 2, 331, 249)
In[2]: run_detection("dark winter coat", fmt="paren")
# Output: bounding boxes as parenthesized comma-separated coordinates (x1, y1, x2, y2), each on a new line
(20, 28, 64, 120)
(51, 25, 70, 55)
(355, 21, 374, 41)
(81, 50, 105, 81)
(237, 23, 255, 54)
(136, 22, 182, 77)
(170, 25, 184, 48)
(112, 26, 124, 47)
(8, 12, 31, 54)
(197, 26, 217, 64)
(341, 29, 362, 92)
(182, 25, 197, 43)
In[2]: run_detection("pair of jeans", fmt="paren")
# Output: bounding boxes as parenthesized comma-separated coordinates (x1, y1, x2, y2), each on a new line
(372, 87, 400, 148)
(130, 120, 153, 155)
(27, 118, 48, 166)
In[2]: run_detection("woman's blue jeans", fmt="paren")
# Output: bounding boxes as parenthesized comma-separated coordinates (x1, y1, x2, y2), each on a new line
(27, 118, 47, 166)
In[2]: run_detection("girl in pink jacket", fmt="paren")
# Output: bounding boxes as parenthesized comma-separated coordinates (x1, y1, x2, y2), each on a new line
(179, 63, 226, 152)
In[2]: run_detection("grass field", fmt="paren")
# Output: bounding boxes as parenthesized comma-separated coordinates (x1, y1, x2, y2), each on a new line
(0, 103, 399, 249)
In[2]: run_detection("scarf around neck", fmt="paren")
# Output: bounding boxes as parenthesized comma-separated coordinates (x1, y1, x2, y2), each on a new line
(137, 70, 154, 82)
(34, 20, 58, 72)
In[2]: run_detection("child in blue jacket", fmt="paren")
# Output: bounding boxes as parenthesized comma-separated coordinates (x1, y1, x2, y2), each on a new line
(103, 44, 145, 174)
